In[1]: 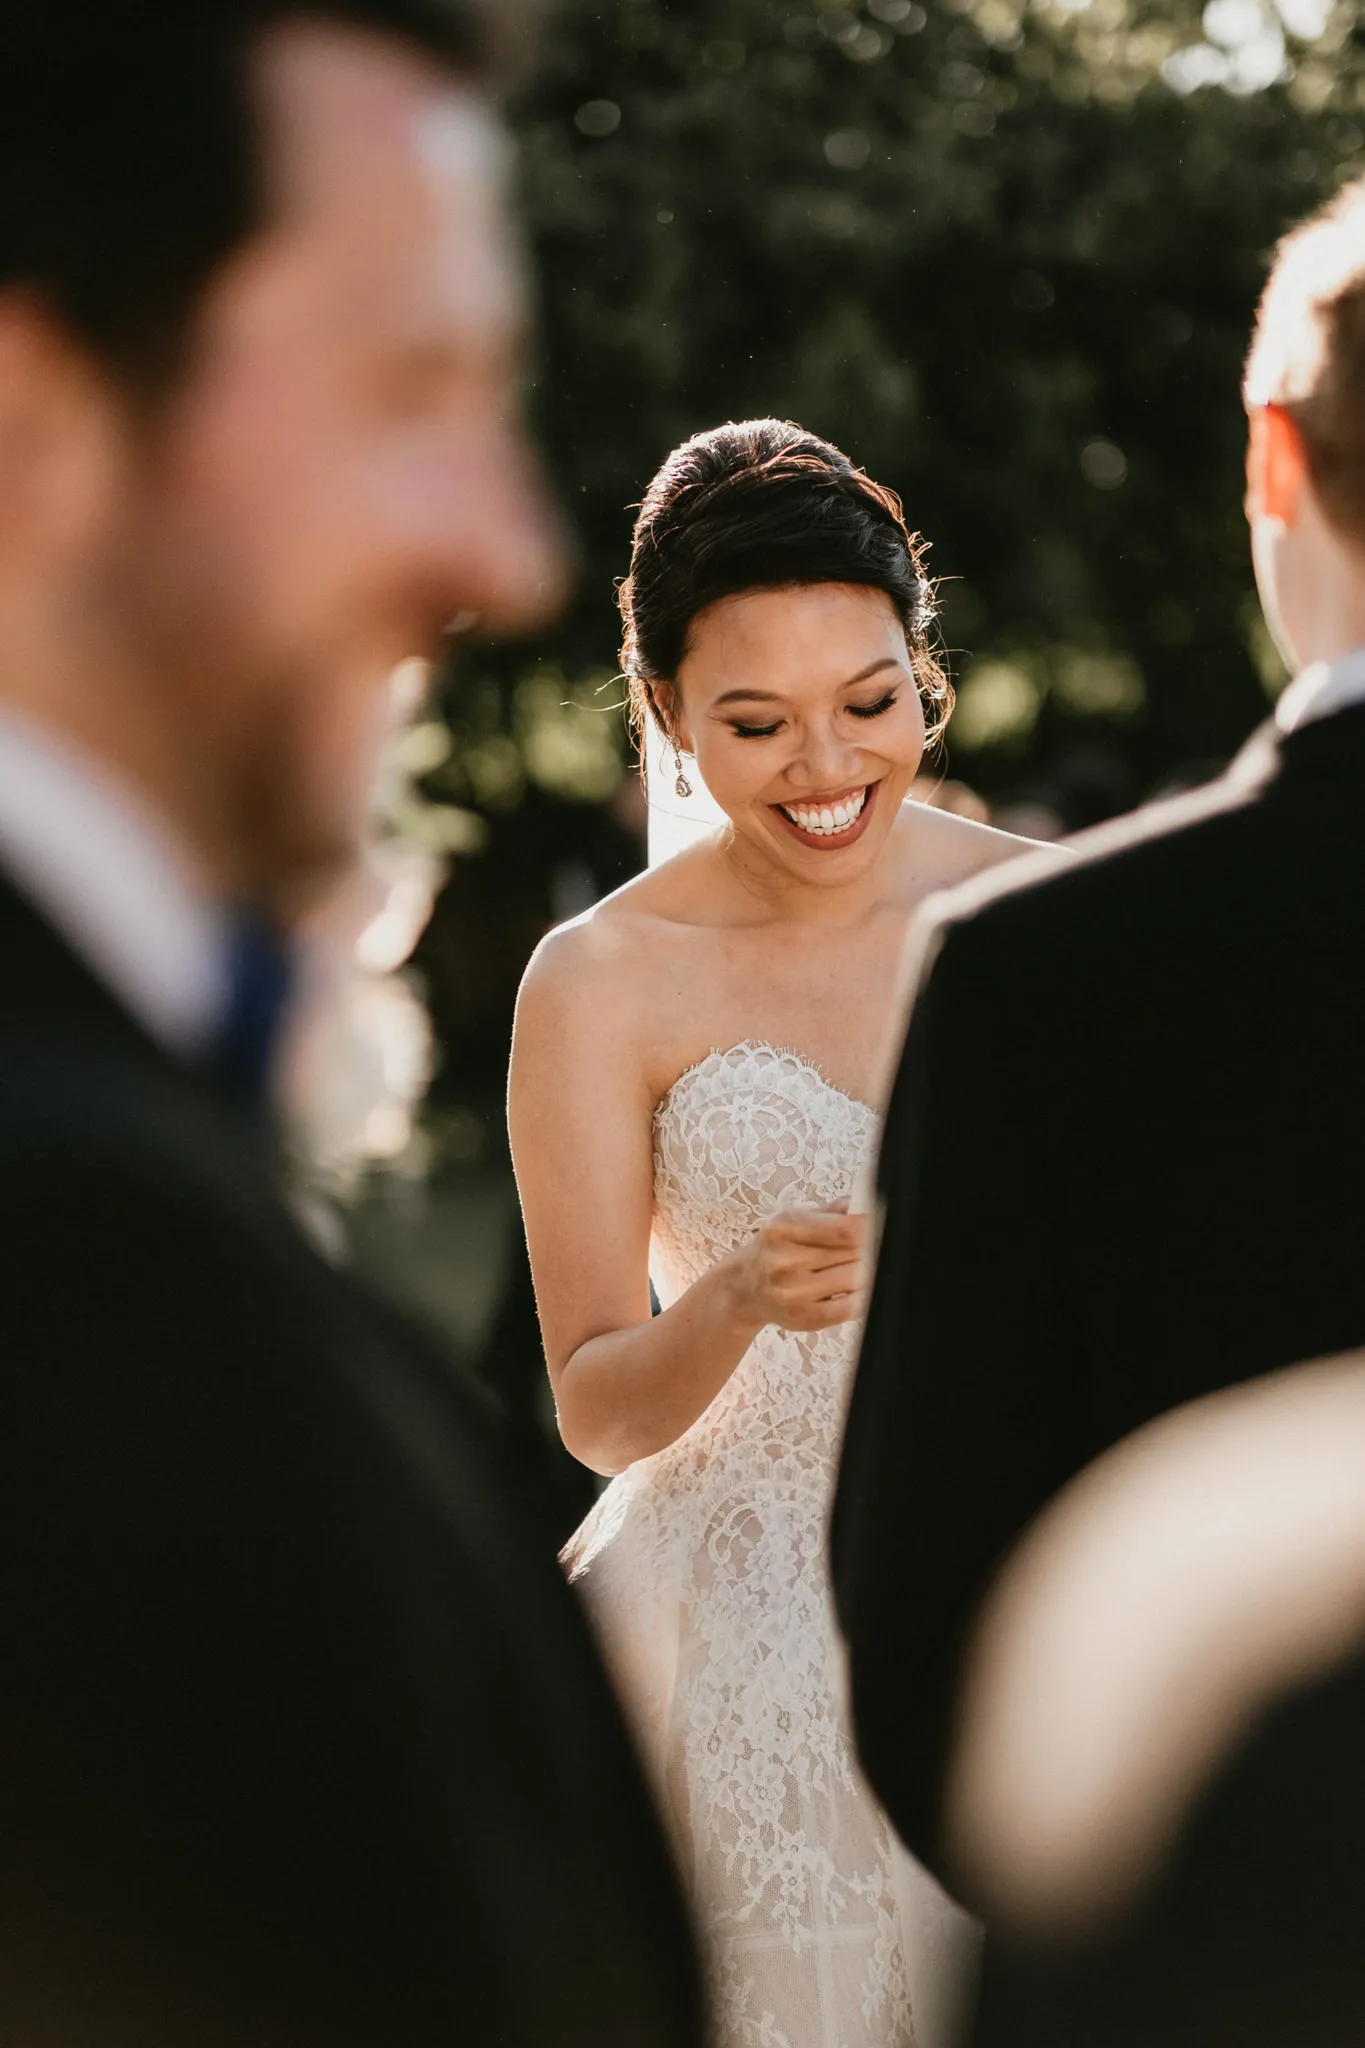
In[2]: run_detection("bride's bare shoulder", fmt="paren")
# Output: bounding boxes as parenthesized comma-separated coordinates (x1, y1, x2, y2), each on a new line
(516, 842, 715, 1025)
(892, 795, 1075, 901)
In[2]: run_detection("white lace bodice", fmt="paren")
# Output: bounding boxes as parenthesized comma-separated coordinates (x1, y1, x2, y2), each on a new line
(650, 1037, 879, 1446)
(567, 1042, 941, 2046)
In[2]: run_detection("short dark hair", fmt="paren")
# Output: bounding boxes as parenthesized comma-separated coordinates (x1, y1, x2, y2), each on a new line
(619, 418, 951, 747)
(0, 0, 505, 393)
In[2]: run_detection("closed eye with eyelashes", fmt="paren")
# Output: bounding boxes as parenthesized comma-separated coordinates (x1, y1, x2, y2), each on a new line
(730, 689, 901, 739)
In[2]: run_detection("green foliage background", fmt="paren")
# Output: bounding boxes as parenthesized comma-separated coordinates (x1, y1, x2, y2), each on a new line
(412, 0, 1365, 1085)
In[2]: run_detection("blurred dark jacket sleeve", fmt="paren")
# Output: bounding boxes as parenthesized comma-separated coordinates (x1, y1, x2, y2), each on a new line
(831, 905, 1082, 1874)
(0, 1085, 705, 2048)
(0, 1134, 501, 2040)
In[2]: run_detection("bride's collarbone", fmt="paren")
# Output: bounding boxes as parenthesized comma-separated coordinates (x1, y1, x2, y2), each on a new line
(614, 900, 909, 1110)
(670, 929, 901, 1009)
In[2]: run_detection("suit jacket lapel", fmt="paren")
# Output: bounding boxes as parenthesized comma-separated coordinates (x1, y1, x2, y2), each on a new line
(0, 870, 169, 1059)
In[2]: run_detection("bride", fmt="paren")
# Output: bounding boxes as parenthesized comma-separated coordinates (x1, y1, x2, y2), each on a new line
(509, 420, 1054, 2047)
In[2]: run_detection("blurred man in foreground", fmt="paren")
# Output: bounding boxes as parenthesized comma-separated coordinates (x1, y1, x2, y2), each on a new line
(833, 173, 1365, 1879)
(0, 4, 704, 2043)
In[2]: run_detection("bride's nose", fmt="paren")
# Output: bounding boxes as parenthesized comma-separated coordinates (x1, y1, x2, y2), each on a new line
(792, 719, 862, 790)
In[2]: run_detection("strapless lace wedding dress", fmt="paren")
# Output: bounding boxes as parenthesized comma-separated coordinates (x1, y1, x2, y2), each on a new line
(564, 1042, 978, 2048)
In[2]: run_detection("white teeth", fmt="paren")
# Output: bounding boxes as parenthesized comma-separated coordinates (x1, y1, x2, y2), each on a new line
(779, 787, 868, 837)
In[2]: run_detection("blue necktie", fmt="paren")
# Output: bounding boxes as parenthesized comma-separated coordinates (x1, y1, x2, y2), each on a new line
(215, 909, 294, 1111)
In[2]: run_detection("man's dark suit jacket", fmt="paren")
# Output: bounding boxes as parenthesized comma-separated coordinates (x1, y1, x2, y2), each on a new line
(0, 874, 705, 2047)
(831, 703, 1365, 1878)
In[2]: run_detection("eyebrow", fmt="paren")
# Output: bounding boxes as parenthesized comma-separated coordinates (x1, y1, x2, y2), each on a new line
(711, 658, 905, 709)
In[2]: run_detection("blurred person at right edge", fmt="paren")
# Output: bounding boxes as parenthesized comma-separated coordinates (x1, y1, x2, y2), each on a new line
(0, 5, 705, 2047)
(832, 172, 1365, 2039)
(948, 1346, 1365, 2047)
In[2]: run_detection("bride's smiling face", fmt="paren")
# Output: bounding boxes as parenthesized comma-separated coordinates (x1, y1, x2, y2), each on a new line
(667, 582, 927, 885)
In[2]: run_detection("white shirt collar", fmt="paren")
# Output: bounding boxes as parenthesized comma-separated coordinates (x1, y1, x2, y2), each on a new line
(1275, 645, 1365, 735)
(0, 707, 229, 1056)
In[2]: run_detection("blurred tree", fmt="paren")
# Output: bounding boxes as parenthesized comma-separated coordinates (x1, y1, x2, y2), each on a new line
(504, 0, 1361, 782)
(411, 0, 1364, 1087)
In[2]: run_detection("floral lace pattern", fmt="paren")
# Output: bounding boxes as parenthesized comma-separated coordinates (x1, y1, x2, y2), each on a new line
(565, 1043, 917, 2047)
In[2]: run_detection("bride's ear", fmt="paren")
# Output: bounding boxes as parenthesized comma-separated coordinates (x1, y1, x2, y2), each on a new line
(651, 680, 694, 754)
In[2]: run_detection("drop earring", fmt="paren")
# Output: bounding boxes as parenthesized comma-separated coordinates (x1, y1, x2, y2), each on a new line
(672, 739, 693, 800)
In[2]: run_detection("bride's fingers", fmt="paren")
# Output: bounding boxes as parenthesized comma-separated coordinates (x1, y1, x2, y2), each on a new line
(770, 1268, 866, 1304)
(770, 1204, 865, 1241)
(805, 1249, 868, 1281)
(812, 1262, 860, 1286)
(773, 1292, 867, 1331)
(803, 1289, 868, 1329)
(806, 1249, 869, 1279)
(785, 1261, 865, 1306)
(766, 1238, 865, 1281)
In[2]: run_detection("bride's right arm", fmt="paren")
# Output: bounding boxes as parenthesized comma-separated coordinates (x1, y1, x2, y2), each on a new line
(508, 923, 865, 1477)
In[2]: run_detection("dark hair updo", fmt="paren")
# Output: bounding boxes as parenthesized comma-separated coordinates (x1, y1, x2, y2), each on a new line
(619, 418, 950, 748)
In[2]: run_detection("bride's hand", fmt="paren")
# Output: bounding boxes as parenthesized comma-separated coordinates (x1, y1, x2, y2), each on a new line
(728, 1202, 869, 1333)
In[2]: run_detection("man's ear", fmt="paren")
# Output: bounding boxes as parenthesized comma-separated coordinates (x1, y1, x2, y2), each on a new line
(0, 292, 125, 562)
(1245, 403, 1306, 526)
